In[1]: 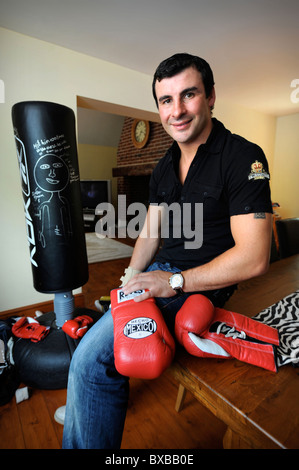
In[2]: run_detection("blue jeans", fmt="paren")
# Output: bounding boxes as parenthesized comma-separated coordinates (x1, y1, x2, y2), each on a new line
(62, 262, 185, 449)
(62, 262, 235, 448)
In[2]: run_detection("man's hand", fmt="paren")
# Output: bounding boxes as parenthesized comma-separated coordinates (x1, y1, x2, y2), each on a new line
(121, 270, 177, 302)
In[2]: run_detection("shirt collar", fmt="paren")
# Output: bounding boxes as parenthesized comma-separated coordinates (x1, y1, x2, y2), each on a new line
(168, 117, 227, 164)
(199, 118, 227, 155)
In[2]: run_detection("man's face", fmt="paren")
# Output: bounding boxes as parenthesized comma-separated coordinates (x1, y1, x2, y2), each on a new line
(155, 66, 215, 148)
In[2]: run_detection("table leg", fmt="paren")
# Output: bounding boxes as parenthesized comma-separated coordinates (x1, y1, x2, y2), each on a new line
(175, 384, 187, 412)
(223, 427, 254, 449)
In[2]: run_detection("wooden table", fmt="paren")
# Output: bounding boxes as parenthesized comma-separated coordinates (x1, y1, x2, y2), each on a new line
(170, 255, 299, 449)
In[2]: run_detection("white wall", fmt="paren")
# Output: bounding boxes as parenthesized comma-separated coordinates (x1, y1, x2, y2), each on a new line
(271, 113, 299, 219)
(215, 100, 276, 171)
(0, 27, 280, 311)
(0, 27, 153, 311)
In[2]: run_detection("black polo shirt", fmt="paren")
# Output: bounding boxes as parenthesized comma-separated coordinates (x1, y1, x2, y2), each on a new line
(149, 118, 272, 271)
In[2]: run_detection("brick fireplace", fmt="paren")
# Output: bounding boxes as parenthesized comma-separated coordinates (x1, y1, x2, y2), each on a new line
(113, 117, 173, 211)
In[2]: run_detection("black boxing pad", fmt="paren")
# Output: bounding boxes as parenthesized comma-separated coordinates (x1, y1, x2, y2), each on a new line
(12, 101, 88, 294)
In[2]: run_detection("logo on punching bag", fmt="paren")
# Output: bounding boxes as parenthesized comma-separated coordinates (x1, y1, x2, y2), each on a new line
(123, 317, 157, 339)
(15, 136, 30, 197)
(14, 135, 38, 267)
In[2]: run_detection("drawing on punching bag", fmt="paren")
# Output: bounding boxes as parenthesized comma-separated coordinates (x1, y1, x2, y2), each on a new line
(33, 153, 72, 248)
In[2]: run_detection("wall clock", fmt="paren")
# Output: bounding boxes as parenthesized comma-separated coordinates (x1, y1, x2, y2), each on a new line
(131, 119, 150, 148)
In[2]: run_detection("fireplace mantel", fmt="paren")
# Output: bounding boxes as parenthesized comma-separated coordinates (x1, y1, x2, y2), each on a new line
(112, 161, 157, 177)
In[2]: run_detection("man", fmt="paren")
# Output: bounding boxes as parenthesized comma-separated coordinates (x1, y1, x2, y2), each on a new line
(61, 53, 272, 448)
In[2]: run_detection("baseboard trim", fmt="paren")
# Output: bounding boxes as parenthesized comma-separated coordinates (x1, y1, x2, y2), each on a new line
(0, 293, 85, 320)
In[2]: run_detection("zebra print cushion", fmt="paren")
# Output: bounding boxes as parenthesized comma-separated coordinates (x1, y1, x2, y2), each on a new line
(253, 290, 299, 367)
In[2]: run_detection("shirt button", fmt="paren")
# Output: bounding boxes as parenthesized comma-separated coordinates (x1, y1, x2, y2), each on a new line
(245, 205, 251, 211)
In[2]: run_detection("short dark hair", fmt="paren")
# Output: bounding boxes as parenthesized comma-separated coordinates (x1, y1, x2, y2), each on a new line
(152, 53, 215, 107)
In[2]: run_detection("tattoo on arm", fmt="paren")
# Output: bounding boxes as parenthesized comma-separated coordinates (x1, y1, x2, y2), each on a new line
(254, 212, 266, 219)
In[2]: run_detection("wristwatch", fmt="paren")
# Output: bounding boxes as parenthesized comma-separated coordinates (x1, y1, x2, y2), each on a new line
(168, 272, 184, 293)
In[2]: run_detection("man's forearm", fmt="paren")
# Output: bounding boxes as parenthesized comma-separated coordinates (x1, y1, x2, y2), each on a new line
(182, 244, 268, 292)
(128, 234, 160, 272)
(182, 213, 272, 292)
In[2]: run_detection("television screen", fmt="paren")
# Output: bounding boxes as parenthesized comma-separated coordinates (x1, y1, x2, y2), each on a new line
(80, 180, 111, 210)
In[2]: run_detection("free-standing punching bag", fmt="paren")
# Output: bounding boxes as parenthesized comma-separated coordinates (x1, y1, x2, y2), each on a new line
(11, 101, 100, 389)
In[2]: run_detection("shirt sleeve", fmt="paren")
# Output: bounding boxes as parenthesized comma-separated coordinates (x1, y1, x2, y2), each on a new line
(224, 138, 273, 216)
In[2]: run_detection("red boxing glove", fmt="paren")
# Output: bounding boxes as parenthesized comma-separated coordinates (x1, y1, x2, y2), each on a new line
(110, 288, 175, 379)
(175, 294, 232, 360)
(62, 315, 93, 339)
(12, 317, 50, 343)
(175, 294, 280, 372)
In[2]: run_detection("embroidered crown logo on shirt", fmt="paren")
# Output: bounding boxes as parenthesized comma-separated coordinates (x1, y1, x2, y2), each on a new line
(248, 160, 270, 181)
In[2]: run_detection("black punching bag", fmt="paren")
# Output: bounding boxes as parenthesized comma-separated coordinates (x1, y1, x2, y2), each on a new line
(10, 101, 98, 389)
(12, 101, 88, 296)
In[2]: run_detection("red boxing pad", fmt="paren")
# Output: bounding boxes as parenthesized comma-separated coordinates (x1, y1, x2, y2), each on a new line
(62, 315, 93, 339)
(12, 317, 50, 343)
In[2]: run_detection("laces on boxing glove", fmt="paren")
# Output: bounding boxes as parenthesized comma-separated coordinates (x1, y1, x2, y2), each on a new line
(215, 323, 246, 340)
(211, 321, 273, 345)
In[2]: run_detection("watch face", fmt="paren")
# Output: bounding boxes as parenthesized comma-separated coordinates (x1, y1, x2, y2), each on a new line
(170, 273, 183, 289)
(135, 120, 147, 143)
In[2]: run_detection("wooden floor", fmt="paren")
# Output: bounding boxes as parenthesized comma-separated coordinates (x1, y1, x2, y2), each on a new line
(0, 246, 227, 449)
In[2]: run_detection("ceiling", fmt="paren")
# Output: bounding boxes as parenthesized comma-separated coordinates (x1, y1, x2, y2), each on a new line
(1, 0, 299, 117)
